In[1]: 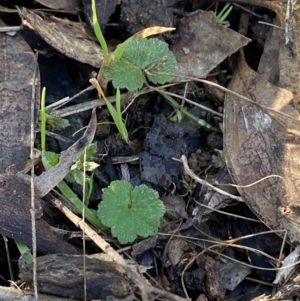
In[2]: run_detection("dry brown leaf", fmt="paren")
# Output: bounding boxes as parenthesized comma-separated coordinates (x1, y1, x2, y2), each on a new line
(20, 8, 103, 68)
(131, 236, 158, 258)
(257, 1, 300, 111)
(162, 195, 188, 220)
(204, 256, 226, 300)
(33, 0, 81, 11)
(167, 238, 190, 266)
(170, 10, 250, 79)
(223, 0, 300, 110)
(223, 56, 300, 243)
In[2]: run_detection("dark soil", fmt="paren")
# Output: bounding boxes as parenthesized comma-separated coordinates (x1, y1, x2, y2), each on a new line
(0, 1, 288, 300)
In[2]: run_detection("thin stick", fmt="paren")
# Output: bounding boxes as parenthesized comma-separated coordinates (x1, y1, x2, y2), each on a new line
(30, 53, 39, 300)
(49, 85, 95, 111)
(82, 148, 87, 301)
(179, 155, 244, 202)
(2, 235, 13, 281)
(149, 85, 223, 117)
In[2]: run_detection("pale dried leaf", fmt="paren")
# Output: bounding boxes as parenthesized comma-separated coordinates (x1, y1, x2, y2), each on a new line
(217, 261, 251, 291)
(21, 8, 103, 68)
(167, 238, 190, 266)
(273, 246, 300, 284)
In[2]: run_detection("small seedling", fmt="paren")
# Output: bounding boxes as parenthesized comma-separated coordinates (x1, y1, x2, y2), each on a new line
(97, 180, 165, 244)
(65, 143, 99, 206)
(39, 87, 70, 134)
(15, 240, 33, 265)
(39, 88, 106, 231)
(161, 91, 221, 132)
(91, 0, 176, 140)
(94, 85, 129, 142)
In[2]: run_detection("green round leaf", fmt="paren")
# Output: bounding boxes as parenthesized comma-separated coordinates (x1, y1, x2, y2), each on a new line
(102, 60, 145, 91)
(97, 180, 165, 244)
(123, 38, 177, 84)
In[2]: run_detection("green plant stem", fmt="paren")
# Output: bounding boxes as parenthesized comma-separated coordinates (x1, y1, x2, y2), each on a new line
(56, 180, 107, 231)
(40, 87, 46, 152)
(102, 88, 128, 142)
(92, 0, 109, 58)
(159, 91, 221, 132)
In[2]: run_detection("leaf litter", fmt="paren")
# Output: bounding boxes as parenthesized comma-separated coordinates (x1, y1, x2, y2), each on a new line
(1, 1, 300, 300)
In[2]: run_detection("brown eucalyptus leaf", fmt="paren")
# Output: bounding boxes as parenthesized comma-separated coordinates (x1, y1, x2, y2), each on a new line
(0, 20, 40, 173)
(20, 8, 103, 68)
(223, 57, 300, 243)
(33, 0, 81, 11)
(170, 10, 250, 79)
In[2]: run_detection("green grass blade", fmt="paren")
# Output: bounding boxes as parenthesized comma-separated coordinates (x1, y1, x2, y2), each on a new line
(56, 180, 107, 231)
(160, 91, 221, 132)
(113, 36, 134, 61)
(216, 3, 233, 23)
(102, 92, 128, 141)
(92, 0, 108, 57)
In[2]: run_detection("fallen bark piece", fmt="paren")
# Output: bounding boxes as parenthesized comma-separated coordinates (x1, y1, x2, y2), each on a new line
(0, 285, 68, 301)
(19, 254, 133, 300)
(0, 19, 40, 173)
(0, 173, 78, 254)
